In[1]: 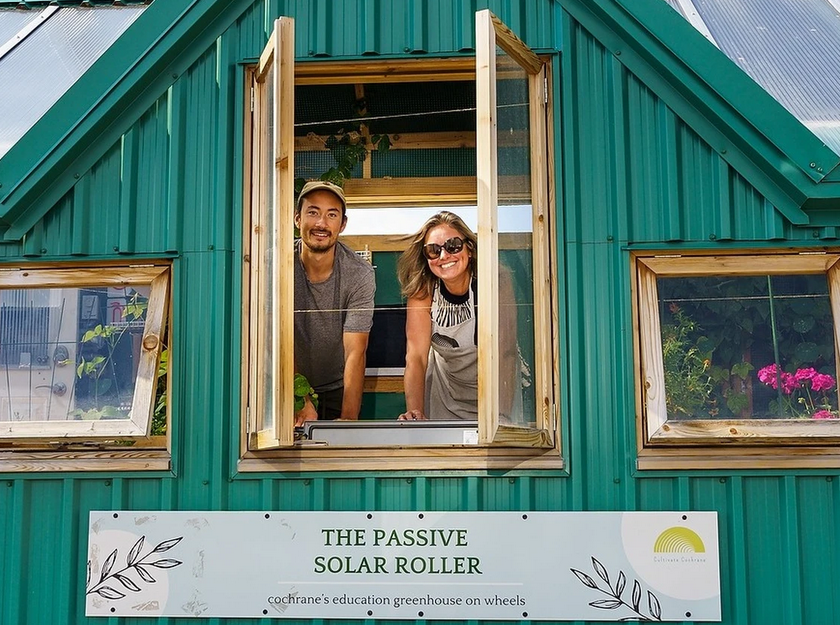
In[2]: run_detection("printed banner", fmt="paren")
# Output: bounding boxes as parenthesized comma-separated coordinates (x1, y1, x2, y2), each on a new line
(86, 511, 720, 621)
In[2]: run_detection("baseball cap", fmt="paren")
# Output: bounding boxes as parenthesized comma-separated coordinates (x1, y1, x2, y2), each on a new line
(296, 180, 347, 215)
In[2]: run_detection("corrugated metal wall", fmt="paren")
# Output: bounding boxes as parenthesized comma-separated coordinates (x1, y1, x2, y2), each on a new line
(1, 0, 839, 623)
(561, 11, 840, 625)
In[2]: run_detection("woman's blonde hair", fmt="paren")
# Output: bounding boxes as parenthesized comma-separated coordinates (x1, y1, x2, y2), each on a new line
(397, 211, 477, 300)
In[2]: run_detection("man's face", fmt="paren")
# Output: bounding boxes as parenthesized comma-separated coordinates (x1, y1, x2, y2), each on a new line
(295, 190, 347, 253)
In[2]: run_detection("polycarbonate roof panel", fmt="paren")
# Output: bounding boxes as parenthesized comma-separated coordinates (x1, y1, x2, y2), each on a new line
(673, 0, 840, 155)
(0, 8, 40, 45)
(0, 5, 145, 159)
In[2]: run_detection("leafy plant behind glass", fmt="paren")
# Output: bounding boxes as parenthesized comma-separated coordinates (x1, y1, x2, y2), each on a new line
(72, 291, 169, 435)
(658, 274, 836, 420)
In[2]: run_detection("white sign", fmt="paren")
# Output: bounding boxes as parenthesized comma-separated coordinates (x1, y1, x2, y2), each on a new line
(86, 511, 720, 621)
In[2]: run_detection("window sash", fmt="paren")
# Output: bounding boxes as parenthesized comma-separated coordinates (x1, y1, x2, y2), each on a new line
(250, 17, 295, 450)
(0, 264, 169, 440)
(635, 252, 840, 446)
(475, 9, 555, 447)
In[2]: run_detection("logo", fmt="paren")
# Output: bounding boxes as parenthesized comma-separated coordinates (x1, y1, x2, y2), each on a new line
(652, 527, 705, 553)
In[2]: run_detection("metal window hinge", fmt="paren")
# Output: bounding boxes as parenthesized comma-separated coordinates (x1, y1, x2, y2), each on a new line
(544, 76, 548, 104)
(250, 87, 255, 113)
(245, 405, 251, 434)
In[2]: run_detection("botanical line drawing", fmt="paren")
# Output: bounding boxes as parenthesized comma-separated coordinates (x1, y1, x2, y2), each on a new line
(570, 556, 663, 621)
(86, 535, 184, 600)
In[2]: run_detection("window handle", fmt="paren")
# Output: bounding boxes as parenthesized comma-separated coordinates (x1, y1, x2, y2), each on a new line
(35, 383, 67, 396)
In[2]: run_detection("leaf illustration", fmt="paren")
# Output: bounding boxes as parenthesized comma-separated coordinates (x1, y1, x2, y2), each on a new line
(100, 549, 118, 583)
(86, 561, 91, 588)
(114, 573, 142, 592)
(126, 536, 145, 566)
(591, 557, 610, 585)
(648, 590, 662, 620)
(632, 580, 642, 612)
(589, 600, 623, 610)
(135, 564, 156, 584)
(149, 558, 182, 569)
(570, 568, 598, 589)
(615, 570, 626, 598)
(152, 537, 183, 554)
(95, 586, 126, 600)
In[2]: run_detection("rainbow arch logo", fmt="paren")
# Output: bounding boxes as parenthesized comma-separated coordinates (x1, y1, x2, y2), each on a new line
(653, 527, 706, 553)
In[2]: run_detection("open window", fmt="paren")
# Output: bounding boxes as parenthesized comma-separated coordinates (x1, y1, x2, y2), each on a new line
(242, 11, 560, 470)
(0, 263, 170, 469)
(634, 251, 840, 469)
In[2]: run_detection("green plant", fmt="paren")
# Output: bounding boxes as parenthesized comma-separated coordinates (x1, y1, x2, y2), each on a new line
(70, 291, 163, 428)
(661, 303, 714, 418)
(294, 373, 318, 413)
(151, 348, 168, 435)
(294, 96, 391, 195)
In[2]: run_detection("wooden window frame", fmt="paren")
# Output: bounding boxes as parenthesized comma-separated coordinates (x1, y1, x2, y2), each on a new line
(240, 13, 562, 471)
(633, 250, 840, 470)
(0, 261, 171, 472)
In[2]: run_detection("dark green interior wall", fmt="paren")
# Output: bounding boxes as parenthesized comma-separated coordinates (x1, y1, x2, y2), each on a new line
(1, 1, 840, 624)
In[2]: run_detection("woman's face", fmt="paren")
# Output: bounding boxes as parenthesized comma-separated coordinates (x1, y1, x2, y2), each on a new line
(424, 224, 472, 288)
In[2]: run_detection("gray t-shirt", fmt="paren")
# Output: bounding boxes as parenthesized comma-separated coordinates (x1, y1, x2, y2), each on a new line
(294, 241, 376, 393)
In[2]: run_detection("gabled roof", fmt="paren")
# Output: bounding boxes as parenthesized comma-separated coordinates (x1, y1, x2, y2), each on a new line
(0, 0, 839, 241)
(0, 0, 253, 241)
(562, 0, 840, 224)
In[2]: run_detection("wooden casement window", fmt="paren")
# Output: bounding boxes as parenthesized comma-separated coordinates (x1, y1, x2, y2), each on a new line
(242, 11, 561, 470)
(634, 251, 840, 469)
(0, 263, 171, 471)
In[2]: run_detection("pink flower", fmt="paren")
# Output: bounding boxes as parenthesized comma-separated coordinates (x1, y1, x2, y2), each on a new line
(758, 364, 781, 387)
(810, 373, 836, 392)
(794, 368, 817, 382)
(780, 372, 798, 395)
(813, 410, 835, 420)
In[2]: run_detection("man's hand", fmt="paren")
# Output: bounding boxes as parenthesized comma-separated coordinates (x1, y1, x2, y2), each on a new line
(294, 396, 318, 426)
(398, 409, 428, 421)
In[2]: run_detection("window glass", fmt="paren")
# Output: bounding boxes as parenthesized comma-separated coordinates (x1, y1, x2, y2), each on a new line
(261, 62, 277, 431)
(496, 50, 535, 426)
(658, 274, 837, 421)
(0, 285, 149, 423)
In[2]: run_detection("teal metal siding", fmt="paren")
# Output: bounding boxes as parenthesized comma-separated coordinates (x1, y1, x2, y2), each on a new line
(1, 1, 840, 624)
(561, 10, 840, 624)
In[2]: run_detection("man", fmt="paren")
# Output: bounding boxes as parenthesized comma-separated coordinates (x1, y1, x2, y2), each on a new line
(294, 180, 375, 424)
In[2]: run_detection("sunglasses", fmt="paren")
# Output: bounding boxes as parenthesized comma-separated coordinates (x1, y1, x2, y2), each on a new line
(423, 236, 466, 260)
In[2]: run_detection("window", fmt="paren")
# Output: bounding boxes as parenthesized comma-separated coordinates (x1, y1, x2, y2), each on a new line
(241, 11, 561, 471)
(633, 251, 840, 469)
(0, 263, 171, 472)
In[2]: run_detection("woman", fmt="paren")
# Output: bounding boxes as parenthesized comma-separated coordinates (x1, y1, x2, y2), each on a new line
(397, 211, 479, 421)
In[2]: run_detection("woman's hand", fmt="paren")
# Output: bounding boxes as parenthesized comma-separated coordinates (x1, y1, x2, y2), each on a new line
(398, 409, 428, 421)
